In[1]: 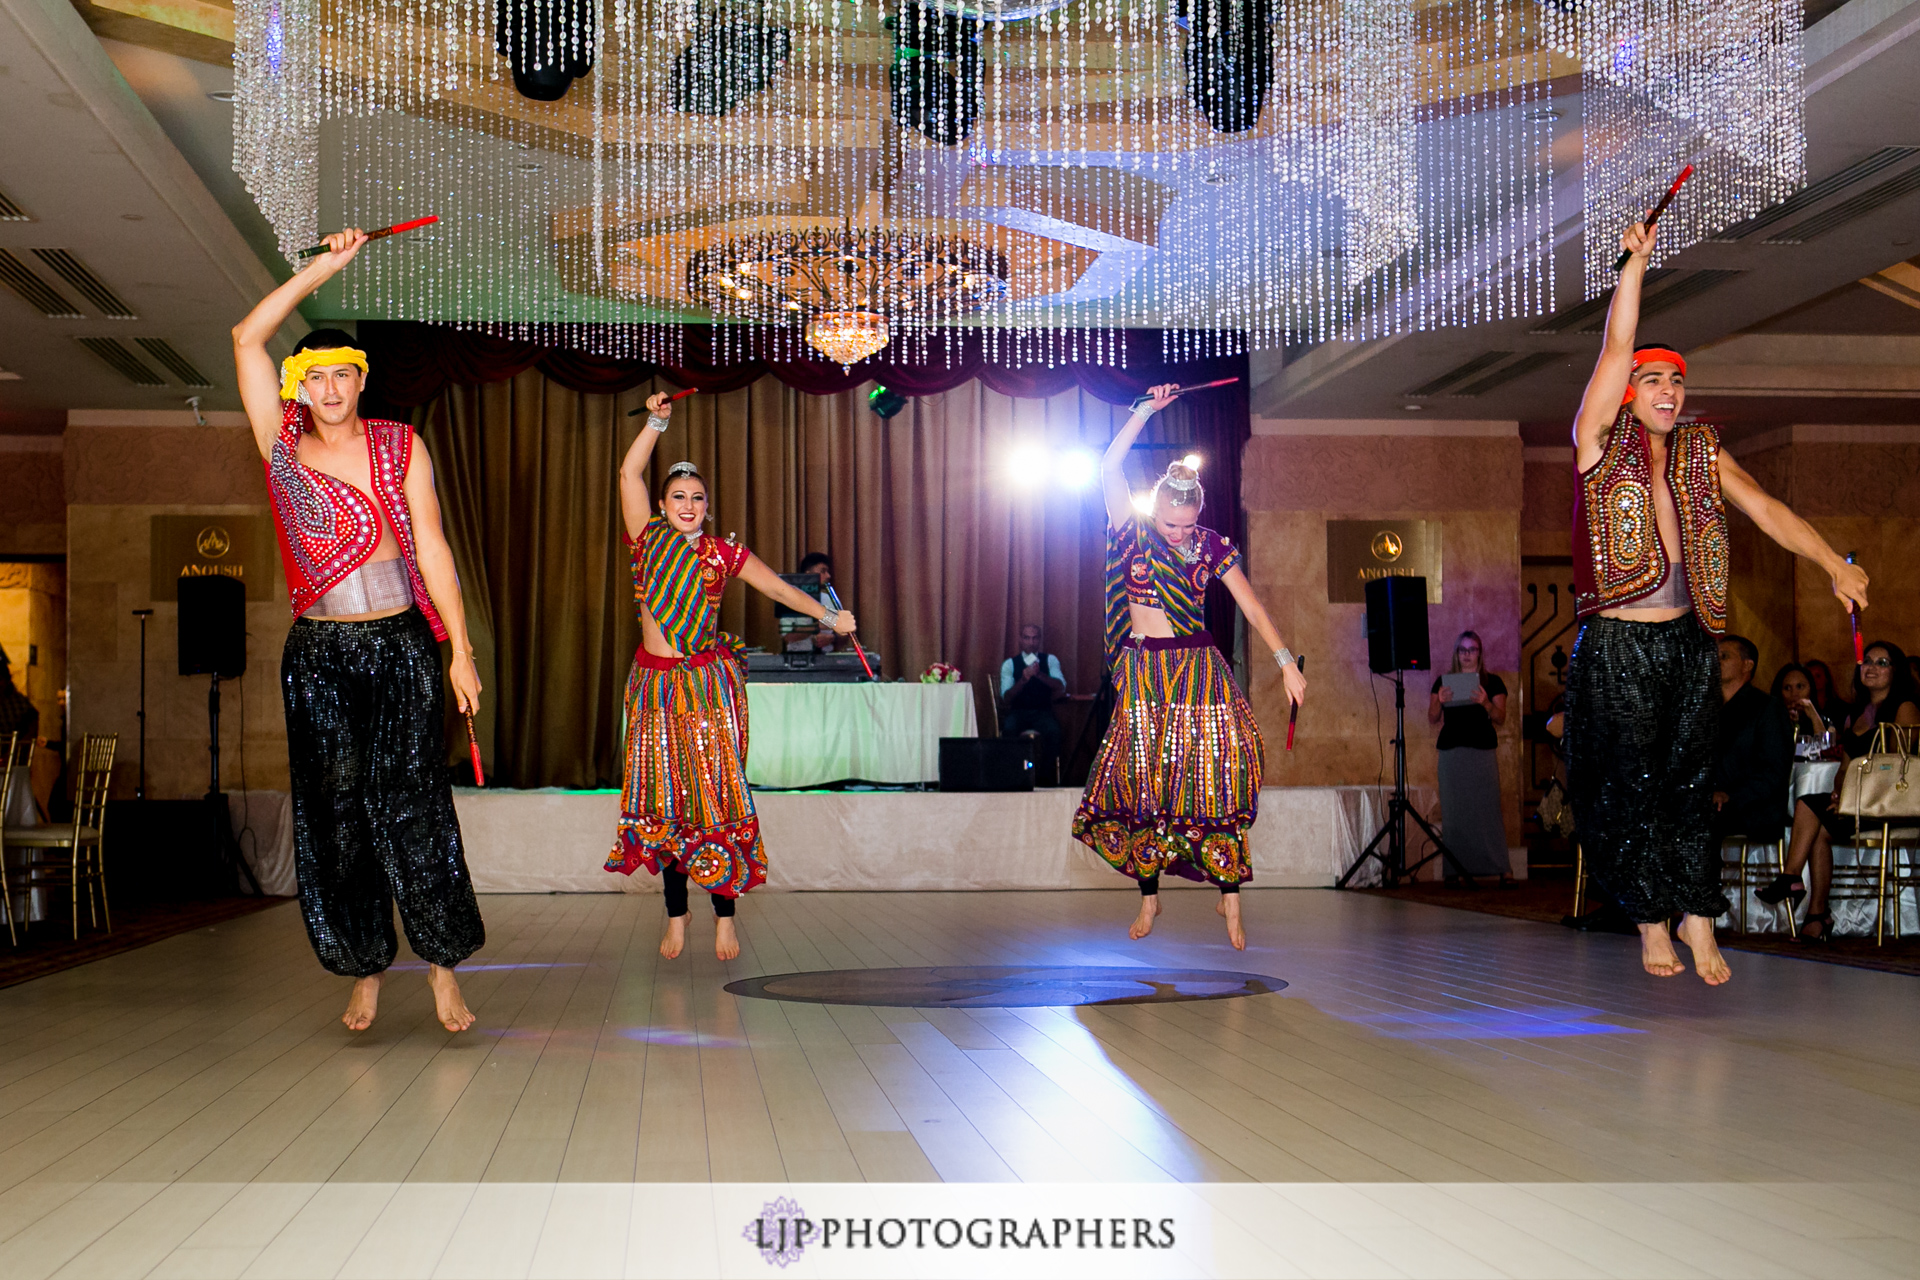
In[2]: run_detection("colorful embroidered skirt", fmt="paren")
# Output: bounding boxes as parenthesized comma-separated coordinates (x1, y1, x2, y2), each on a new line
(1073, 632, 1265, 886)
(606, 645, 766, 896)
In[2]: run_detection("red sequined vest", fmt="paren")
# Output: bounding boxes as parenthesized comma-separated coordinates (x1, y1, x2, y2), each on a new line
(264, 402, 446, 639)
(1572, 412, 1728, 634)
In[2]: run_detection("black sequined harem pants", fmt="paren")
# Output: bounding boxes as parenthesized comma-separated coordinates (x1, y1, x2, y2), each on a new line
(1565, 613, 1729, 924)
(282, 607, 485, 977)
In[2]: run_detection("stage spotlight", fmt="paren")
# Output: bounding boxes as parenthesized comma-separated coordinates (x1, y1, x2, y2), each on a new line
(868, 385, 908, 419)
(669, 20, 792, 115)
(495, 0, 595, 101)
(1180, 0, 1275, 135)
(1131, 490, 1155, 515)
(1058, 449, 1098, 489)
(887, 4, 982, 146)
(1182, 452, 1203, 470)
(1008, 442, 1047, 484)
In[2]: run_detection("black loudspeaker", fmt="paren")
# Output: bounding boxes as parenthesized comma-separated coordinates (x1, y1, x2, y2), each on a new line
(1365, 576, 1431, 674)
(178, 575, 246, 678)
(938, 738, 1033, 792)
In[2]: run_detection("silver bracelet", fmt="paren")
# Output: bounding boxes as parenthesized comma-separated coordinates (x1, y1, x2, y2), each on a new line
(1274, 647, 1296, 670)
(818, 606, 840, 630)
(645, 414, 669, 434)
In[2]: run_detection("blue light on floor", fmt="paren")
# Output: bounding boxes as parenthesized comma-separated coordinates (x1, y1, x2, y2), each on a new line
(617, 1026, 747, 1048)
(1353, 1005, 1646, 1040)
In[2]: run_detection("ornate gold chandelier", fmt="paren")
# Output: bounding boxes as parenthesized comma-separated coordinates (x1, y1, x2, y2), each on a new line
(687, 227, 1009, 363)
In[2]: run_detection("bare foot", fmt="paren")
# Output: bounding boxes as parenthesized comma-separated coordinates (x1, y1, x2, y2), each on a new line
(1220, 894, 1246, 951)
(342, 974, 381, 1031)
(1129, 894, 1162, 940)
(1675, 913, 1732, 986)
(428, 964, 476, 1032)
(1638, 922, 1686, 978)
(660, 915, 686, 960)
(715, 916, 740, 962)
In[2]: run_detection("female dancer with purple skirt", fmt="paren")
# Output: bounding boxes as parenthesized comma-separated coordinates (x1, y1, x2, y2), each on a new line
(1073, 385, 1307, 950)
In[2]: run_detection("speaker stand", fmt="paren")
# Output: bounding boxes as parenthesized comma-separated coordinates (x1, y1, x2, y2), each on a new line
(204, 674, 261, 897)
(1336, 669, 1475, 889)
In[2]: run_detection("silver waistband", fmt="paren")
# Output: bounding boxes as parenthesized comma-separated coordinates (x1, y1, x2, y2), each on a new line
(1637, 559, 1692, 610)
(309, 557, 413, 618)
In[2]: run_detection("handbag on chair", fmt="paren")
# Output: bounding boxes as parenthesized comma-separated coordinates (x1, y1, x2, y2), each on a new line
(1838, 724, 1920, 827)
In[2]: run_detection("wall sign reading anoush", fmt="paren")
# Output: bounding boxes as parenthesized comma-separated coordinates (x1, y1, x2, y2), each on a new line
(1324, 519, 1442, 604)
(148, 514, 274, 602)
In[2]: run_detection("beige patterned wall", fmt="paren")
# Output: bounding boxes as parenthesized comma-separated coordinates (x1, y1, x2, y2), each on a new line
(66, 423, 291, 800)
(1241, 430, 1527, 851)
(1, 444, 65, 556)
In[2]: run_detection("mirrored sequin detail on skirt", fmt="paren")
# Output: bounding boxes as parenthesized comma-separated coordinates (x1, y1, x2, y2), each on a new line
(282, 607, 485, 977)
(1073, 632, 1264, 887)
(1564, 614, 1729, 923)
(607, 646, 766, 897)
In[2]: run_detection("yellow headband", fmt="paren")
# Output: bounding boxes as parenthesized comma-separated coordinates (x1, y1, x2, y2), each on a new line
(279, 347, 369, 401)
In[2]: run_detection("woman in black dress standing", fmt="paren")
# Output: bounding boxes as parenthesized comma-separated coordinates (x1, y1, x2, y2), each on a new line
(1428, 630, 1511, 882)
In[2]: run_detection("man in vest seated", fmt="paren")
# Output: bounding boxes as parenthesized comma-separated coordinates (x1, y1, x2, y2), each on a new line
(1000, 623, 1067, 783)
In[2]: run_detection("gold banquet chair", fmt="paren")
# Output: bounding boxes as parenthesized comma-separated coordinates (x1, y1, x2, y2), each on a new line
(3, 733, 117, 941)
(0, 731, 35, 944)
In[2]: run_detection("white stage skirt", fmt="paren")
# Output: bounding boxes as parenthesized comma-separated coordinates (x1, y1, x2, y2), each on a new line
(446, 785, 1431, 894)
(743, 681, 977, 788)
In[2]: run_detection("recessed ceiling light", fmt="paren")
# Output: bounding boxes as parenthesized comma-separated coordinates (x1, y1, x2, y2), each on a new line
(1203, 172, 1231, 186)
(207, 90, 236, 103)
(1403, 402, 1423, 411)
(1524, 108, 1560, 121)
(517, 162, 542, 172)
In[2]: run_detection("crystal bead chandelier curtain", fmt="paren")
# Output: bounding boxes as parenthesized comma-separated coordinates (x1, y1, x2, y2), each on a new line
(231, 0, 1800, 363)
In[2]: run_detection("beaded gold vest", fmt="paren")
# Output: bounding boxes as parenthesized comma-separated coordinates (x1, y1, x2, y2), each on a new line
(1572, 412, 1728, 634)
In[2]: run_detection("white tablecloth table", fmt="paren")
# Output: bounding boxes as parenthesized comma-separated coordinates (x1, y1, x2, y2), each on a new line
(743, 681, 977, 788)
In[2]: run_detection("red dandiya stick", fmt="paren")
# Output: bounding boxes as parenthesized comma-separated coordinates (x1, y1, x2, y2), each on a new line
(1613, 166, 1694, 271)
(295, 215, 439, 260)
(826, 586, 877, 681)
(1846, 552, 1865, 664)
(464, 711, 485, 787)
(1286, 655, 1306, 751)
(627, 388, 701, 416)
(1131, 376, 1241, 409)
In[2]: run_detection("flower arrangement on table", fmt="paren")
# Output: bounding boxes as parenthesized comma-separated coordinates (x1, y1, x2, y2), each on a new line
(919, 662, 962, 684)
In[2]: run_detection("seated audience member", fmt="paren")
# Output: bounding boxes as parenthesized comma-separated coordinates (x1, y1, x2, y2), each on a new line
(1759, 640, 1920, 941)
(0, 646, 38, 826)
(1770, 663, 1826, 741)
(780, 552, 840, 653)
(1000, 623, 1066, 781)
(1712, 635, 1793, 845)
(1804, 659, 1845, 726)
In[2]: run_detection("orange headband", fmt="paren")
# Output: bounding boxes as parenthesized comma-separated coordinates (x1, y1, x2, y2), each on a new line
(1623, 348, 1687, 405)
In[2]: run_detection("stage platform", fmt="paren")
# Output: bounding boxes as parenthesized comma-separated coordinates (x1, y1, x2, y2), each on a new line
(451, 785, 1428, 894)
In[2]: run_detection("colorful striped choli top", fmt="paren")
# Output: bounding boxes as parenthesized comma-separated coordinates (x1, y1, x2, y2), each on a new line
(631, 513, 751, 661)
(1102, 516, 1242, 666)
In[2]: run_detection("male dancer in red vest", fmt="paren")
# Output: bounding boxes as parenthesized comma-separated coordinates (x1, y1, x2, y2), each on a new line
(1567, 215, 1868, 984)
(233, 228, 485, 1032)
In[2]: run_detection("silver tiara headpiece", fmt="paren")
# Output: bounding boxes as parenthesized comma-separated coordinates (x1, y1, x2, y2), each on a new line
(1160, 467, 1200, 492)
(665, 460, 700, 479)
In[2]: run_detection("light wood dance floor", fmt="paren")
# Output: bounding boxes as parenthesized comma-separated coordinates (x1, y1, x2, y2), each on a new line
(1, 889, 1915, 1278)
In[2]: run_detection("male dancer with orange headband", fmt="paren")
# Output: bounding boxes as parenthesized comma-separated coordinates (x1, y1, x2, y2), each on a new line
(1566, 215, 1868, 984)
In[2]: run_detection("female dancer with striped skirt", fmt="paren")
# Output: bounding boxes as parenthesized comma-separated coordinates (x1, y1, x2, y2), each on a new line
(1073, 385, 1307, 950)
(607, 392, 858, 960)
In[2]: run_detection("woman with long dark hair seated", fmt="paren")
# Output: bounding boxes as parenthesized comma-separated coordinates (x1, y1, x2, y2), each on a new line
(1757, 640, 1920, 941)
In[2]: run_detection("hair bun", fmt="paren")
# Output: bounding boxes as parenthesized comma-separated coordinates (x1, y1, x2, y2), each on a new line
(1162, 462, 1200, 491)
